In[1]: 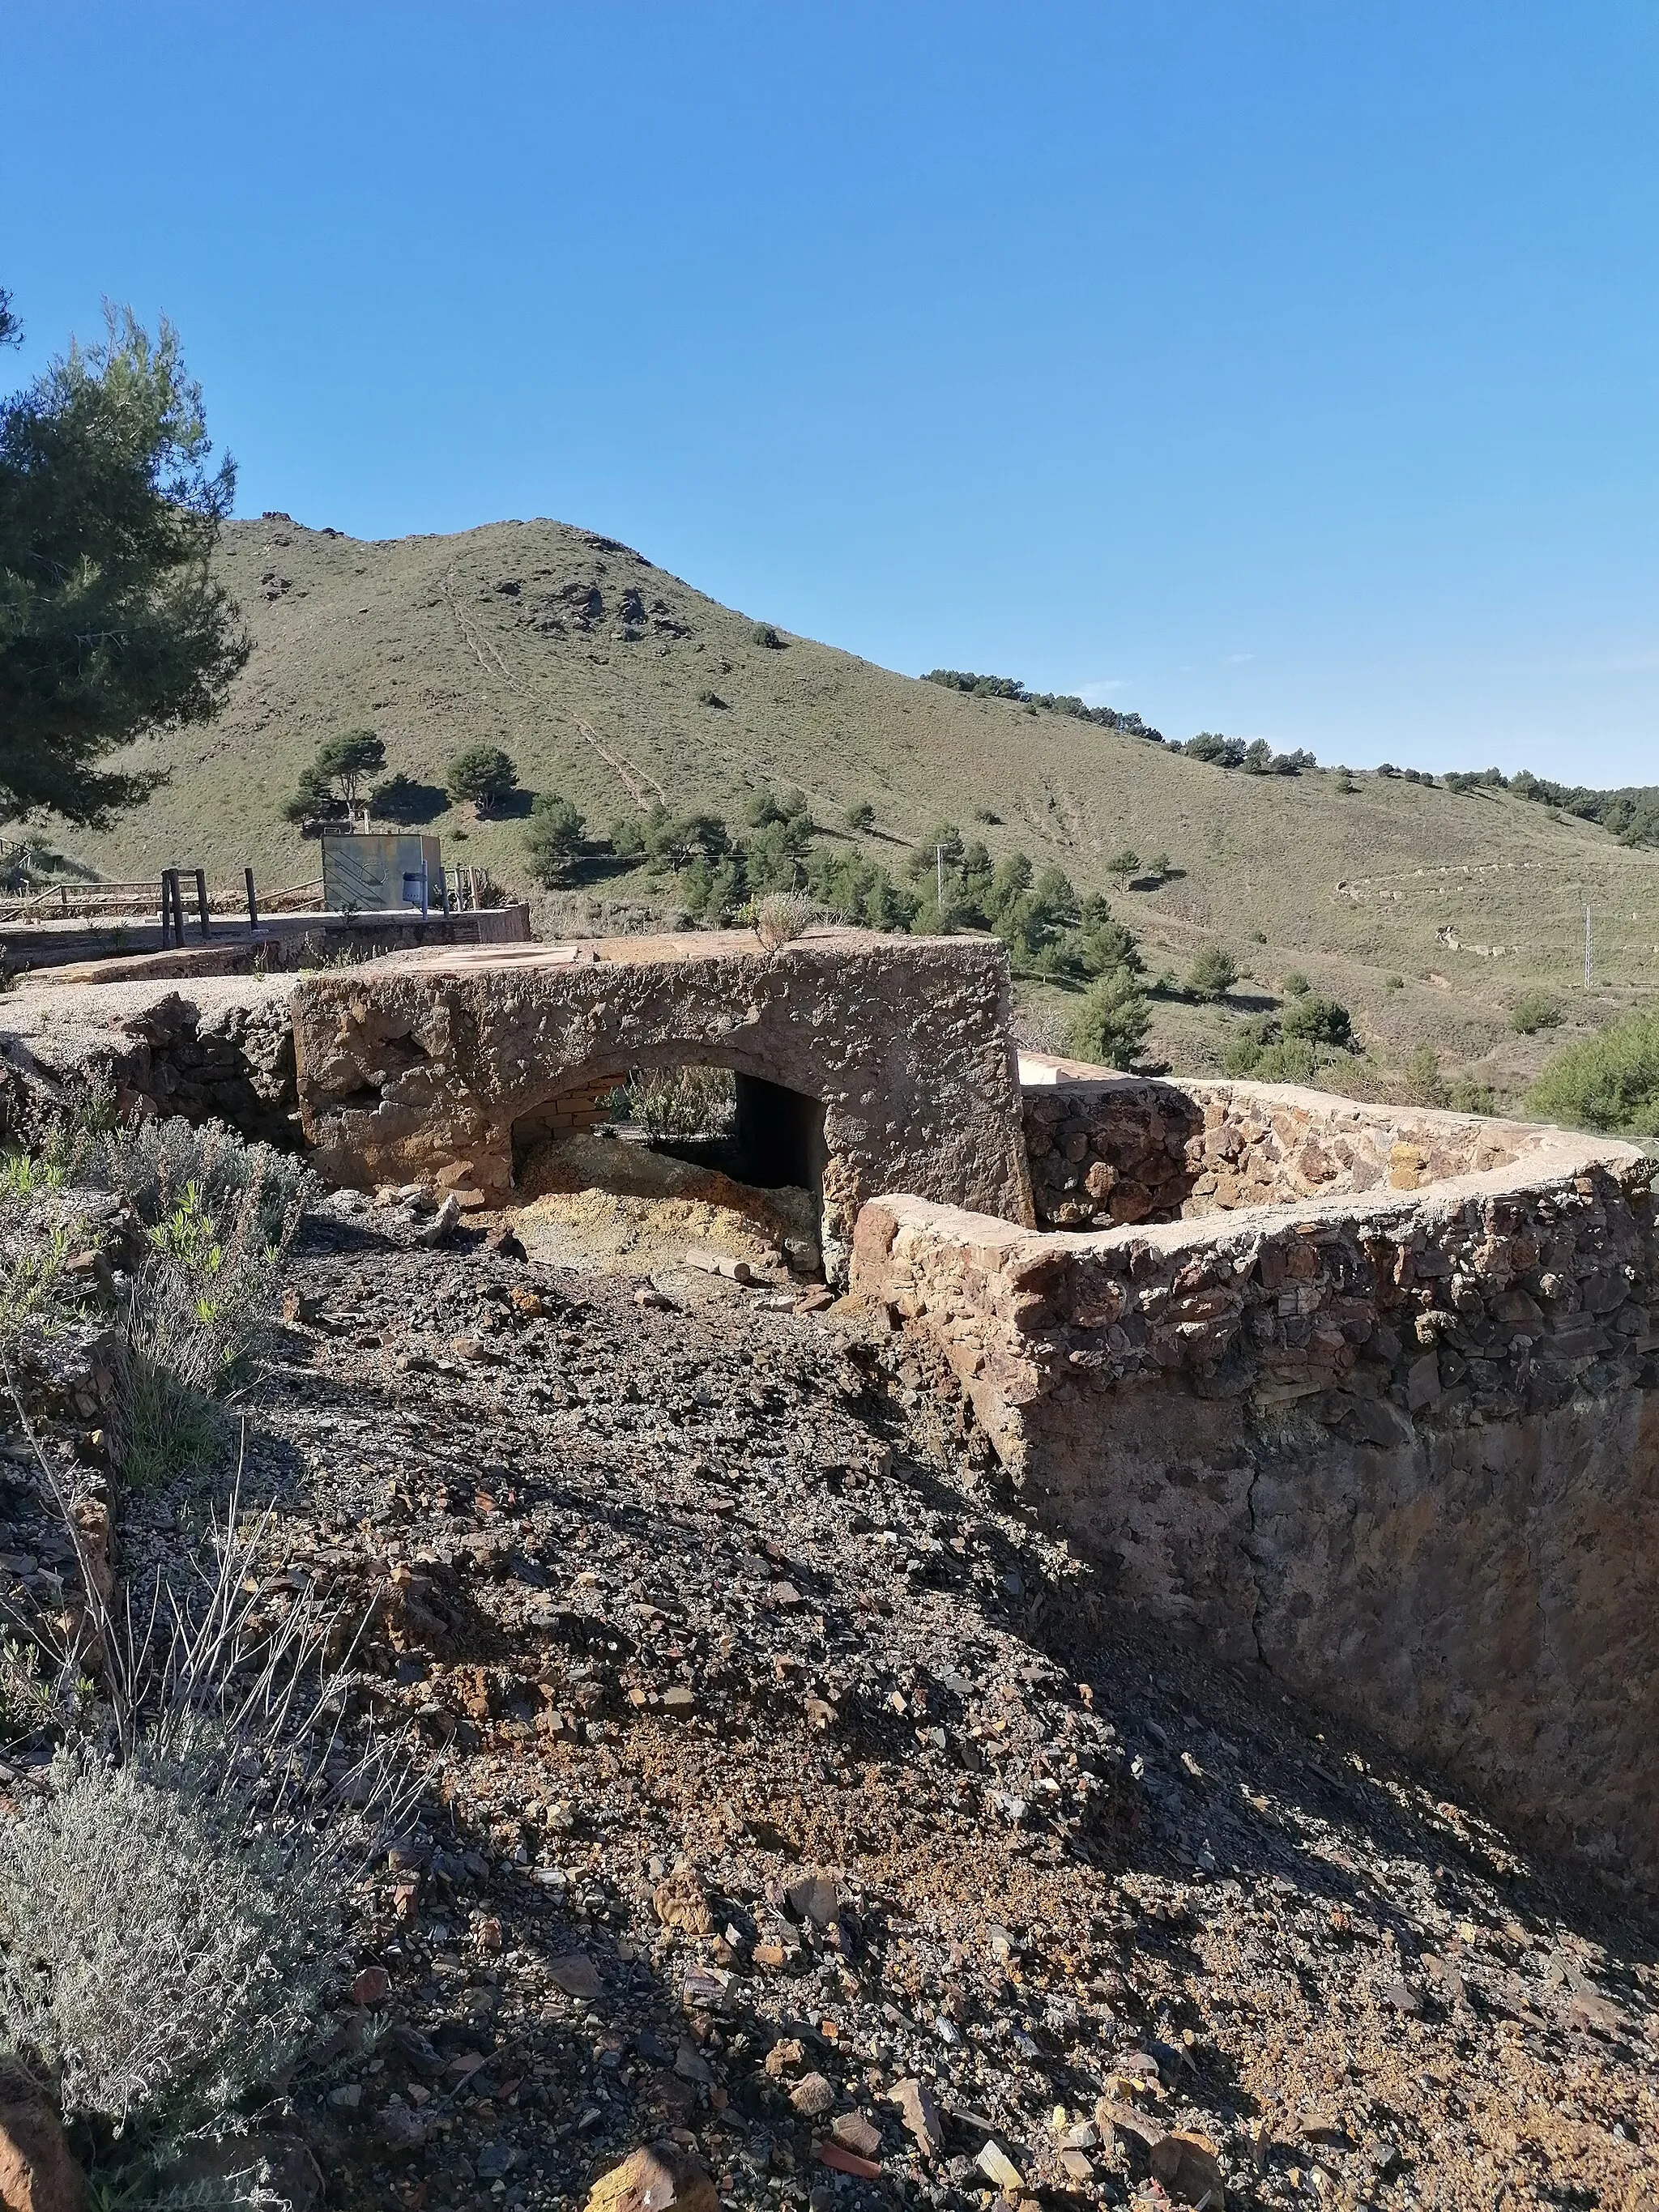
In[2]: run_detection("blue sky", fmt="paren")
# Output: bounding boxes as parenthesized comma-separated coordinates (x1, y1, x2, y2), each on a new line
(6, 3, 1657, 779)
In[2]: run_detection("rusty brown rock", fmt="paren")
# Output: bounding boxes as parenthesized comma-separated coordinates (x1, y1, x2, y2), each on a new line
(889, 2077, 945, 2154)
(651, 1864, 714, 1935)
(585, 2144, 716, 2212)
(789, 2072, 837, 2117)
(1150, 2129, 1226, 2206)
(0, 2066, 87, 2212)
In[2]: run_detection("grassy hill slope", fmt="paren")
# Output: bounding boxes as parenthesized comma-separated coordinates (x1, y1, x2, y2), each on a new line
(64, 512, 1659, 1094)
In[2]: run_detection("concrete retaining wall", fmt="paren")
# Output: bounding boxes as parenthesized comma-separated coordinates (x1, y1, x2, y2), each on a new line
(2, 903, 531, 978)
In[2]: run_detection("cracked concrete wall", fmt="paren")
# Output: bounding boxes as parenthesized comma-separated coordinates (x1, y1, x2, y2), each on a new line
(851, 1112, 1659, 1882)
(291, 930, 1033, 1276)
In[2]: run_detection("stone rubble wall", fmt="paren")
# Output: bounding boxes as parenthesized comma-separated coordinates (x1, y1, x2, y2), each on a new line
(851, 1115, 1659, 1882)
(1024, 1071, 1537, 1230)
(291, 930, 1034, 1278)
(0, 979, 300, 1150)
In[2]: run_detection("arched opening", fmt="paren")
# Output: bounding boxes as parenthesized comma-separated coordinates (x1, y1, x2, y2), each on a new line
(507, 1053, 830, 1281)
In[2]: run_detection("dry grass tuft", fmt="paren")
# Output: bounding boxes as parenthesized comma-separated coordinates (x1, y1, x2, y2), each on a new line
(752, 890, 820, 948)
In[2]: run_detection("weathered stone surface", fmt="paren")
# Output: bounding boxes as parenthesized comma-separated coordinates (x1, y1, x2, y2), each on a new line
(292, 930, 1033, 1275)
(1020, 1056, 1537, 1231)
(853, 1093, 1659, 1880)
(0, 974, 298, 1147)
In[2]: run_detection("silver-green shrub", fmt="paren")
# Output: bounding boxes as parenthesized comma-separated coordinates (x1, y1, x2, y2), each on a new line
(97, 1115, 310, 1250)
(100, 1119, 311, 1485)
(0, 1734, 335, 2132)
(0, 1491, 412, 2165)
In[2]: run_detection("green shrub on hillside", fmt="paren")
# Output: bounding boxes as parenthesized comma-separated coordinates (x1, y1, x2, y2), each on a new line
(1226, 990, 1358, 1083)
(596, 786, 1141, 967)
(804, 846, 917, 931)
(1282, 970, 1311, 997)
(1074, 898, 1144, 981)
(368, 770, 433, 823)
(1282, 992, 1354, 1049)
(1448, 1074, 1498, 1115)
(1401, 1045, 1449, 1107)
(524, 794, 586, 884)
(907, 822, 966, 880)
(1068, 969, 1151, 1071)
(1528, 1013, 1659, 1136)
(1397, 1051, 1495, 1115)
(1502, 769, 1659, 849)
(642, 805, 729, 871)
(919, 671, 1166, 739)
(1511, 991, 1563, 1035)
(1183, 732, 1243, 767)
(281, 764, 343, 829)
(680, 854, 748, 923)
(745, 786, 811, 831)
(609, 812, 647, 860)
(1183, 945, 1239, 1000)
(1240, 739, 1317, 776)
(283, 728, 386, 827)
(446, 743, 518, 813)
(1226, 1034, 1322, 1085)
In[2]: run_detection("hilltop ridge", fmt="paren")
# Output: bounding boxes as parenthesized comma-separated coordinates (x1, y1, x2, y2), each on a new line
(59, 511, 1659, 1089)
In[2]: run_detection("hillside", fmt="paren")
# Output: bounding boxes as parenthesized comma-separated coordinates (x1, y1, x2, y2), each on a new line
(64, 512, 1659, 1093)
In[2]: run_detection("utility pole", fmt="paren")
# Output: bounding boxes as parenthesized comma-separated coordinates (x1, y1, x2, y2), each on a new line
(936, 844, 945, 909)
(1585, 902, 1593, 988)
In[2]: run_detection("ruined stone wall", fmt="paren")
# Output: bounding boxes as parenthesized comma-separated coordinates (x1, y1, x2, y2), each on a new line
(1024, 1071, 1535, 1230)
(0, 978, 299, 1149)
(851, 1123, 1659, 1882)
(292, 930, 1033, 1276)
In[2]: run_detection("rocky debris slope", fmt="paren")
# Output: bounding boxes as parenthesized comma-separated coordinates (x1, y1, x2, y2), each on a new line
(10, 1186, 1659, 2212)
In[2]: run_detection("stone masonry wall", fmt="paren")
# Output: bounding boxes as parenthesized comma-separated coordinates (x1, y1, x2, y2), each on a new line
(851, 1116, 1659, 1882)
(1024, 1071, 1534, 1230)
(292, 929, 1033, 1278)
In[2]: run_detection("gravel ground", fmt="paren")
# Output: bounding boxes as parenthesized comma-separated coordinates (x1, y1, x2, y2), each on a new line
(11, 1183, 1659, 2211)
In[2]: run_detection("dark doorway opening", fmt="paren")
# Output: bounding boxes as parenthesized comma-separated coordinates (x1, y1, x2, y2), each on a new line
(507, 1063, 828, 1282)
(731, 1072, 828, 1198)
(510, 1064, 825, 1207)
